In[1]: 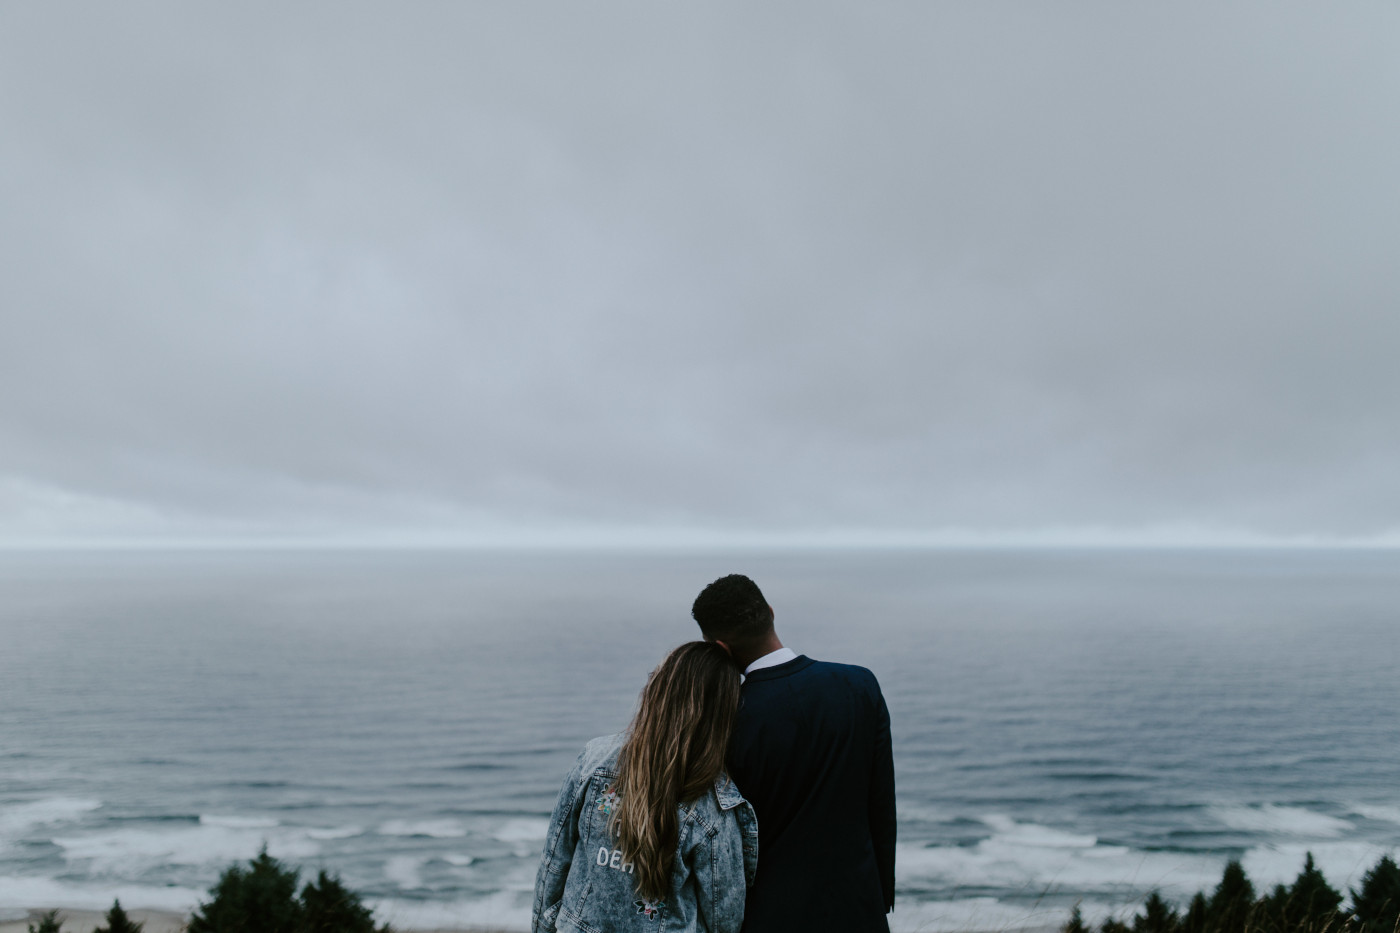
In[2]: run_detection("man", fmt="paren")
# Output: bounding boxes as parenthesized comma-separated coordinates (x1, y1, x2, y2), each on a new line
(692, 574, 896, 933)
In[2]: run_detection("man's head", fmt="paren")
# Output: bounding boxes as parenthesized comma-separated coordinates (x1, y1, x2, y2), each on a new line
(691, 574, 775, 659)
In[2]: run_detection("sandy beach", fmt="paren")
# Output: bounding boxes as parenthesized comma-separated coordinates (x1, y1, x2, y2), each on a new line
(0, 910, 188, 933)
(0, 909, 519, 933)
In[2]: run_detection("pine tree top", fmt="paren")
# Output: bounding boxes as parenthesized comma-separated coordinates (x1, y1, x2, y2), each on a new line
(93, 898, 144, 933)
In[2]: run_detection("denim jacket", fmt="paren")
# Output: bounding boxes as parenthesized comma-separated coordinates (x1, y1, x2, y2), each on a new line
(532, 734, 759, 933)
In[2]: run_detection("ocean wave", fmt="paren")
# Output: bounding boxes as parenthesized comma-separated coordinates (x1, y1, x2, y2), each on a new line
(377, 819, 467, 838)
(0, 798, 102, 837)
(896, 816, 1393, 906)
(53, 823, 320, 870)
(896, 817, 1226, 898)
(1209, 805, 1354, 839)
(199, 814, 279, 829)
(305, 824, 364, 840)
(1350, 804, 1400, 826)
(491, 818, 549, 844)
(370, 891, 530, 932)
(979, 815, 1098, 849)
(0, 875, 203, 914)
(1241, 842, 1394, 894)
(888, 896, 1076, 933)
(383, 855, 426, 890)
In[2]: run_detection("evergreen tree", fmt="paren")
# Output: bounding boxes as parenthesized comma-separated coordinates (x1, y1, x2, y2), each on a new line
(1258, 883, 1292, 933)
(93, 900, 144, 933)
(27, 911, 63, 933)
(1103, 918, 1132, 933)
(1207, 860, 1257, 933)
(188, 848, 305, 933)
(1280, 853, 1343, 932)
(1065, 904, 1092, 933)
(301, 870, 389, 933)
(1134, 890, 1181, 933)
(1352, 855, 1400, 933)
(1183, 892, 1209, 933)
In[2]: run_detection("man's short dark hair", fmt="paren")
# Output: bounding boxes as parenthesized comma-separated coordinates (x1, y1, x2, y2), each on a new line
(692, 574, 773, 648)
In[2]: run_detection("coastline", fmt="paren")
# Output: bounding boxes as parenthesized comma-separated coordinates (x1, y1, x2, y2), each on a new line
(0, 908, 1066, 933)
(0, 909, 521, 933)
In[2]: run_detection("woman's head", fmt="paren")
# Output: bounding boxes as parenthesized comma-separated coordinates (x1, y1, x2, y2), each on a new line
(615, 641, 742, 901)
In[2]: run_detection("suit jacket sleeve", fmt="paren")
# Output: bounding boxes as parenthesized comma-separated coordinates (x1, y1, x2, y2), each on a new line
(869, 681, 897, 911)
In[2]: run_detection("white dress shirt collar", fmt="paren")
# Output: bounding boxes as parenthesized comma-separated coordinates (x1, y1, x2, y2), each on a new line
(744, 646, 798, 676)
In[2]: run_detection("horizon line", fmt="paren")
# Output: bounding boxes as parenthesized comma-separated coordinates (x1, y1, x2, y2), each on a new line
(3, 530, 1400, 552)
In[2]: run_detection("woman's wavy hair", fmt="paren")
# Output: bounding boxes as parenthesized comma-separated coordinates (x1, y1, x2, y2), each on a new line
(614, 640, 741, 902)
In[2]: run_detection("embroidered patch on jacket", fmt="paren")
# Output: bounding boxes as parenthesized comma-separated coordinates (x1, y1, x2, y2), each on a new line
(597, 785, 621, 816)
(634, 898, 663, 920)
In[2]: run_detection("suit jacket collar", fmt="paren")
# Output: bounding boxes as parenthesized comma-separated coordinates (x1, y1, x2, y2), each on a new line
(741, 654, 814, 683)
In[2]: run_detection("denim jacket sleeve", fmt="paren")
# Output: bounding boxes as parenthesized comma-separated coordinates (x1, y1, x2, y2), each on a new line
(692, 816, 747, 933)
(532, 750, 588, 933)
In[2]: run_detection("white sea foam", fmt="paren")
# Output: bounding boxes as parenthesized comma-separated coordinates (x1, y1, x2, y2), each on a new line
(371, 891, 530, 931)
(1351, 804, 1400, 826)
(306, 824, 364, 840)
(199, 814, 279, 829)
(383, 856, 426, 890)
(0, 874, 203, 914)
(1210, 805, 1354, 839)
(898, 802, 955, 824)
(496, 859, 543, 892)
(980, 814, 1098, 849)
(377, 819, 467, 838)
(54, 823, 319, 871)
(896, 816, 1226, 899)
(888, 896, 1075, 933)
(1241, 841, 1393, 894)
(443, 853, 475, 866)
(493, 818, 549, 843)
(0, 797, 101, 836)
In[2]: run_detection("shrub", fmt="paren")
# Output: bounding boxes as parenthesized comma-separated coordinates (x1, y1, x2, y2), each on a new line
(1134, 890, 1181, 933)
(1352, 855, 1400, 933)
(93, 900, 144, 933)
(1065, 905, 1092, 933)
(27, 910, 63, 933)
(1208, 859, 1257, 933)
(1182, 892, 1208, 933)
(301, 870, 388, 933)
(188, 848, 390, 933)
(188, 849, 304, 933)
(1060, 854, 1400, 933)
(1258, 852, 1343, 933)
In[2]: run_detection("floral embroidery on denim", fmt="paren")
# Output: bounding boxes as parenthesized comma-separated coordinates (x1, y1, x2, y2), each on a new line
(597, 784, 621, 816)
(634, 898, 663, 920)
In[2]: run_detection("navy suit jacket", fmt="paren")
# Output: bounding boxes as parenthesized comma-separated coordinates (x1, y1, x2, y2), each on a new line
(728, 655, 896, 933)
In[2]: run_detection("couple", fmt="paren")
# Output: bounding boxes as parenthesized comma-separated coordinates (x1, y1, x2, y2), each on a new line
(532, 574, 896, 933)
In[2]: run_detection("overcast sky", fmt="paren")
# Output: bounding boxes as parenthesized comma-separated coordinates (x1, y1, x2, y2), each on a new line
(2, 3, 1397, 546)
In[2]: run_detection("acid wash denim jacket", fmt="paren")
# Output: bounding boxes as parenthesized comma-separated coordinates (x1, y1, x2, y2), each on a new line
(532, 733, 758, 933)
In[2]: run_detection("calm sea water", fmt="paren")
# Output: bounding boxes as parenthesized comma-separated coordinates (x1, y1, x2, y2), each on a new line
(2, 548, 1398, 931)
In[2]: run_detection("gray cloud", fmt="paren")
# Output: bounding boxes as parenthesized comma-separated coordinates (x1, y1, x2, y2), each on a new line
(2, 3, 1398, 544)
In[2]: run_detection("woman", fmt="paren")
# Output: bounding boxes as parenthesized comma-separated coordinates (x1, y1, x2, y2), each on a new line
(532, 641, 758, 933)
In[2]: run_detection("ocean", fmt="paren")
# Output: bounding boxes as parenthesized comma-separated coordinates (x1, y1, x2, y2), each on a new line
(1, 548, 1398, 931)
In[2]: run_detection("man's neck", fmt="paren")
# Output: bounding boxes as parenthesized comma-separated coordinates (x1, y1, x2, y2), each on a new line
(733, 634, 785, 671)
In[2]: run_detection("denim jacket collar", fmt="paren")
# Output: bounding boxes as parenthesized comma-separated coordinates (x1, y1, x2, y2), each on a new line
(712, 772, 745, 811)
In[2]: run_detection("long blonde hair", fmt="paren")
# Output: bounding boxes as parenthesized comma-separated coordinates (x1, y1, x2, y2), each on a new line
(614, 641, 741, 902)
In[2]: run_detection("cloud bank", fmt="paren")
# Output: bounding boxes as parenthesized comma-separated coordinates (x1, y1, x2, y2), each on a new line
(2, 4, 1398, 546)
